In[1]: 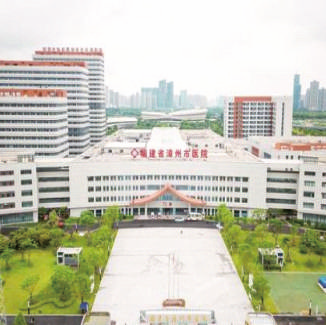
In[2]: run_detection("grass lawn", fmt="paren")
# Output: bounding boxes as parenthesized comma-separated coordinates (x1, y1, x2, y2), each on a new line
(2, 249, 80, 314)
(265, 272, 326, 314)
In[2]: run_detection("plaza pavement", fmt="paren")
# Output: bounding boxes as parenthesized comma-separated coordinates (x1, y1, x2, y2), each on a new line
(92, 227, 253, 325)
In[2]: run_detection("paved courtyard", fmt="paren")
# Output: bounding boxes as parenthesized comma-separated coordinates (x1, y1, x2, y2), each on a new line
(92, 227, 252, 325)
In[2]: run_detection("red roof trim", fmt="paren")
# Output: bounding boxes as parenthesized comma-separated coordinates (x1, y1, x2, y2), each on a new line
(0, 60, 86, 67)
(130, 184, 206, 206)
(0, 88, 67, 98)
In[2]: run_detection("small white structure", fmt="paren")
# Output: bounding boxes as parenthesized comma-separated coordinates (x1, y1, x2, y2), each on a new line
(57, 247, 82, 268)
(258, 247, 284, 268)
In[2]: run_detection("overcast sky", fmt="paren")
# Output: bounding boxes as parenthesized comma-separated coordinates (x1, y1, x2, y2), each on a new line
(1, 0, 326, 98)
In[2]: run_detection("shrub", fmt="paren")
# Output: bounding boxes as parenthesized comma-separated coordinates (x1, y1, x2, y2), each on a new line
(299, 244, 308, 254)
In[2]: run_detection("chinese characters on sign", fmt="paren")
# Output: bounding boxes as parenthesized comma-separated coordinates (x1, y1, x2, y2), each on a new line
(130, 148, 208, 159)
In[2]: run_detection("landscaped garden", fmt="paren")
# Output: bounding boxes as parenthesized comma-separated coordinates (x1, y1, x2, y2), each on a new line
(0, 206, 121, 315)
(215, 205, 326, 314)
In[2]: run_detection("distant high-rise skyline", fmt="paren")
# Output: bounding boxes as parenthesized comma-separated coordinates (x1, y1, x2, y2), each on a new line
(292, 74, 301, 111)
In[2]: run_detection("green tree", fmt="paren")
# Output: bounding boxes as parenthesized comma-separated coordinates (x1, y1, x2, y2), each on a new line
(253, 272, 270, 308)
(225, 225, 242, 252)
(81, 247, 106, 277)
(51, 266, 75, 301)
(21, 274, 40, 303)
(269, 219, 283, 245)
(14, 312, 27, 325)
(75, 273, 91, 303)
(252, 208, 267, 221)
(19, 238, 37, 265)
(38, 207, 48, 221)
(315, 241, 326, 263)
(49, 228, 64, 249)
(1, 248, 14, 270)
(215, 204, 234, 230)
(239, 243, 255, 278)
(102, 206, 120, 228)
(254, 224, 268, 247)
(48, 210, 58, 227)
(281, 236, 292, 263)
(0, 234, 9, 254)
(80, 211, 96, 229)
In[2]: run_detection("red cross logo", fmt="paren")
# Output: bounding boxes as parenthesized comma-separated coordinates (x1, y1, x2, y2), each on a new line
(131, 148, 139, 158)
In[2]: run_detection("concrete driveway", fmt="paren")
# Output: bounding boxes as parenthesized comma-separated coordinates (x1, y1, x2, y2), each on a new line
(92, 227, 252, 325)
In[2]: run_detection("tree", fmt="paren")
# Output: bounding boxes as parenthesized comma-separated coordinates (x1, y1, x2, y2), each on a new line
(315, 241, 326, 263)
(51, 266, 75, 301)
(14, 312, 27, 325)
(225, 225, 242, 252)
(281, 236, 292, 263)
(48, 210, 58, 227)
(19, 238, 37, 265)
(102, 206, 120, 228)
(91, 225, 111, 249)
(252, 208, 267, 221)
(269, 219, 283, 245)
(215, 204, 234, 230)
(81, 247, 106, 277)
(254, 224, 268, 247)
(75, 273, 91, 303)
(253, 273, 270, 308)
(1, 248, 14, 270)
(49, 228, 64, 249)
(38, 207, 48, 221)
(21, 274, 40, 304)
(0, 234, 9, 254)
(239, 243, 254, 278)
(80, 211, 96, 230)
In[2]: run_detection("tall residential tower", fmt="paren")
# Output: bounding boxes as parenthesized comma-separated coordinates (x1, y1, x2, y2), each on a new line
(293, 74, 301, 111)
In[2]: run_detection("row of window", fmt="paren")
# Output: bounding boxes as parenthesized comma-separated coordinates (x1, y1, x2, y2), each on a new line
(87, 185, 249, 193)
(267, 188, 296, 194)
(87, 175, 249, 182)
(87, 196, 249, 204)
(267, 177, 297, 184)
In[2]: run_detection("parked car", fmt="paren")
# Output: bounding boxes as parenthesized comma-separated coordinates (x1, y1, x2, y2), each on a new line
(186, 212, 204, 221)
(174, 217, 185, 222)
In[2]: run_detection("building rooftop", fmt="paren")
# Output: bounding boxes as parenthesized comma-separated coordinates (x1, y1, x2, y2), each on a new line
(35, 47, 103, 56)
(147, 127, 187, 151)
(0, 60, 86, 67)
(57, 247, 82, 255)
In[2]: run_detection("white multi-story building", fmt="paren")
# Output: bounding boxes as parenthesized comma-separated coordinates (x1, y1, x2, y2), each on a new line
(224, 96, 292, 139)
(33, 48, 106, 144)
(0, 60, 90, 156)
(2, 128, 326, 225)
(0, 152, 38, 224)
(0, 88, 69, 157)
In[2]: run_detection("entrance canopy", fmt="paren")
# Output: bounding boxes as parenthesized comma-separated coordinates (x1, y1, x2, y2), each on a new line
(130, 183, 206, 207)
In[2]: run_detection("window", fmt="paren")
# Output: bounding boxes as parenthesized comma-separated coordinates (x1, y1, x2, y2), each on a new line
(304, 181, 315, 187)
(22, 201, 33, 208)
(21, 170, 32, 175)
(88, 197, 94, 202)
(21, 190, 32, 196)
(96, 197, 102, 202)
(88, 176, 94, 181)
(0, 181, 14, 186)
(266, 198, 296, 204)
(304, 171, 315, 176)
(304, 191, 315, 198)
(267, 178, 297, 184)
(267, 188, 296, 194)
(242, 198, 248, 203)
(96, 186, 101, 192)
(0, 170, 13, 176)
(242, 187, 248, 193)
(95, 176, 101, 181)
(227, 177, 233, 181)
(303, 202, 314, 209)
(0, 203, 15, 209)
(242, 177, 249, 182)
(235, 187, 241, 192)
(235, 177, 241, 182)
(88, 187, 94, 192)
(21, 179, 32, 185)
(235, 198, 240, 203)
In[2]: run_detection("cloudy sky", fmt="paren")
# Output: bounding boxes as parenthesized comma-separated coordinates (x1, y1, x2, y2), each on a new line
(1, 0, 326, 98)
